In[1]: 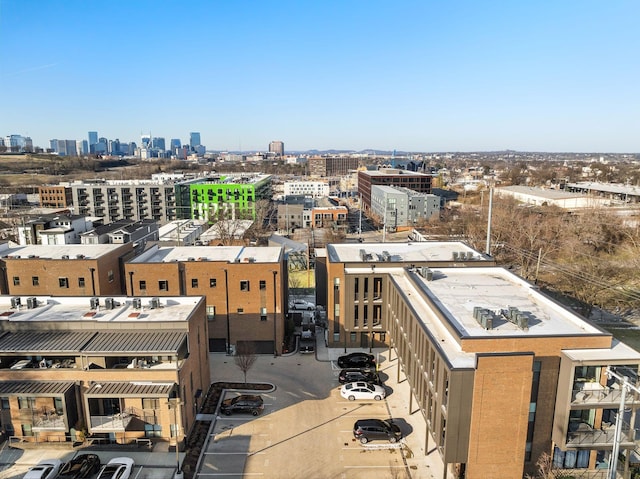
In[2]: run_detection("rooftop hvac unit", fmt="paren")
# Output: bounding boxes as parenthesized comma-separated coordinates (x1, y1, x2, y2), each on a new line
(26, 297, 37, 309)
(452, 252, 459, 260)
(518, 315, 529, 330)
(359, 249, 368, 262)
(473, 306, 482, 320)
(105, 297, 115, 310)
(381, 251, 391, 262)
(247, 257, 256, 263)
(76, 254, 85, 259)
(61, 255, 69, 260)
(133, 298, 142, 309)
(90, 297, 99, 310)
(150, 297, 160, 309)
(460, 251, 467, 260)
(10, 297, 21, 309)
(187, 257, 195, 262)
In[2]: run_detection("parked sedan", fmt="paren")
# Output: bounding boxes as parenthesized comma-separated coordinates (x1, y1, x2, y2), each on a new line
(58, 454, 101, 479)
(340, 381, 386, 401)
(23, 460, 62, 479)
(353, 419, 403, 444)
(220, 394, 264, 416)
(289, 299, 315, 310)
(337, 352, 376, 369)
(96, 457, 134, 479)
(338, 368, 381, 385)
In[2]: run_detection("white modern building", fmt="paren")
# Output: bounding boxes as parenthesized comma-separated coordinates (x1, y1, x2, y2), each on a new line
(284, 181, 330, 199)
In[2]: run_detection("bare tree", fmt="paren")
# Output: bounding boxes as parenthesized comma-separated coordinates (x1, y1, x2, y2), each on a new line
(233, 342, 257, 384)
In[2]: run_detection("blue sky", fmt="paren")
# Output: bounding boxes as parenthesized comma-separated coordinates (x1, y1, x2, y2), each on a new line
(1, 0, 639, 152)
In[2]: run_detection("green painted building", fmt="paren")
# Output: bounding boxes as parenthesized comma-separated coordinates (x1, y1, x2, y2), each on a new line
(175, 174, 272, 222)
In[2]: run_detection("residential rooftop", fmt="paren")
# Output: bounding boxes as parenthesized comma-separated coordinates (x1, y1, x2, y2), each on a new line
(328, 242, 490, 264)
(0, 243, 129, 260)
(130, 245, 283, 264)
(0, 295, 203, 324)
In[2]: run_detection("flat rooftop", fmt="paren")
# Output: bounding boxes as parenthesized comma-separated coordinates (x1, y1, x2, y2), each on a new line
(0, 296, 202, 324)
(131, 245, 282, 264)
(0, 244, 127, 260)
(410, 266, 605, 338)
(329, 242, 490, 263)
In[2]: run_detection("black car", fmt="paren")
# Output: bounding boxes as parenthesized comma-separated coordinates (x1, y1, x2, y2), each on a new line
(299, 338, 315, 354)
(338, 368, 381, 385)
(58, 454, 101, 479)
(353, 419, 402, 444)
(220, 394, 264, 416)
(337, 352, 376, 369)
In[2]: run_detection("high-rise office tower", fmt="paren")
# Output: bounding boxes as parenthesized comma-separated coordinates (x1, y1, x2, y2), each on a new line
(152, 137, 166, 151)
(269, 141, 284, 156)
(88, 131, 98, 146)
(189, 132, 201, 149)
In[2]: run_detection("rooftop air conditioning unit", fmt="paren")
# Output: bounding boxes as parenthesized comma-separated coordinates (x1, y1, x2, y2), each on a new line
(132, 298, 142, 309)
(26, 297, 37, 309)
(150, 297, 160, 309)
(10, 297, 21, 309)
(105, 297, 115, 310)
(452, 252, 459, 260)
(61, 255, 69, 260)
(90, 297, 99, 309)
(76, 254, 85, 259)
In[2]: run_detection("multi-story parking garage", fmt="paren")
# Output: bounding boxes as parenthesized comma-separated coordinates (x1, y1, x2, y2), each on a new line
(320, 242, 640, 479)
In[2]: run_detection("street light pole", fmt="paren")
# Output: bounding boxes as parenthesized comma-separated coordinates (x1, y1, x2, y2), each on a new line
(224, 269, 231, 355)
(272, 270, 278, 357)
(169, 398, 183, 479)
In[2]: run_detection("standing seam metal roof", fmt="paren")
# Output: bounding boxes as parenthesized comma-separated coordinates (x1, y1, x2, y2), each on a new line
(0, 381, 75, 395)
(0, 331, 96, 353)
(84, 382, 175, 397)
(82, 331, 186, 353)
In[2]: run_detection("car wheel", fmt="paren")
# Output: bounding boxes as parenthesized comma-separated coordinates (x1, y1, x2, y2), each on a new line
(374, 395, 382, 401)
(307, 307, 313, 310)
(389, 436, 397, 443)
(252, 410, 259, 416)
(223, 410, 231, 416)
(348, 395, 355, 401)
(360, 436, 369, 444)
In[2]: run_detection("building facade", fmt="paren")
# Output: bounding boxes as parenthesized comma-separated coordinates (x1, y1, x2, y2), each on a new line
(357, 168, 433, 213)
(370, 185, 440, 227)
(283, 180, 329, 198)
(125, 245, 286, 355)
(269, 141, 284, 157)
(0, 295, 210, 447)
(308, 157, 361, 177)
(321, 242, 640, 478)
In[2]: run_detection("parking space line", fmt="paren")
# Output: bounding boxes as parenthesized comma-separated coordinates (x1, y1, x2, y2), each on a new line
(204, 452, 266, 455)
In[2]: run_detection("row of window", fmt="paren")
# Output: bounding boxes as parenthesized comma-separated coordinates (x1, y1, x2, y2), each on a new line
(137, 279, 265, 291)
(206, 304, 270, 321)
(13, 273, 114, 288)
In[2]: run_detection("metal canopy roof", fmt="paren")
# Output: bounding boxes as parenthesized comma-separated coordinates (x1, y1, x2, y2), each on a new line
(0, 331, 96, 353)
(0, 381, 75, 396)
(82, 331, 186, 354)
(85, 382, 175, 397)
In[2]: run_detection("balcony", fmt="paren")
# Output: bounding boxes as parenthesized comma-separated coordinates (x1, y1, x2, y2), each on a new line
(33, 413, 66, 431)
(571, 383, 640, 408)
(566, 422, 636, 449)
(89, 410, 134, 432)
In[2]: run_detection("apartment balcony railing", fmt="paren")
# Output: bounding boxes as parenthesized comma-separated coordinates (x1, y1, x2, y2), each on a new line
(566, 422, 635, 449)
(571, 384, 640, 408)
(89, 408, 136, 432)
(32, 413, 66, 431)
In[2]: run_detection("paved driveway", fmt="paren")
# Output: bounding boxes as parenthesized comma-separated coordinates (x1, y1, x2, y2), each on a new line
(199, 348, 445, 479)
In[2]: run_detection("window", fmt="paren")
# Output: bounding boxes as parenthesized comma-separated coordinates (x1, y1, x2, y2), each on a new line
(78, 277, 85, 287)
(142, 398, 160, 409)
(139, 280, 147, 291)
(350, 332, 357, 342)
(237, 308, 244, 314)
(32, 276, 39, 287)
(0, 397, 9, 409)
(206, 305, 216, 320)
(209, 278, 217, 288)
(159, 280, 169, 291)
(191, 278, 199, 288)
(12, 276, 19, 286)
(260, 280, 266, 290)
(59, 277, 69, 288)
(260, 307, 267, 321)
(107, 270, 114, 283)
(240, 280, 250, 292)
(18, 397, 35, 409)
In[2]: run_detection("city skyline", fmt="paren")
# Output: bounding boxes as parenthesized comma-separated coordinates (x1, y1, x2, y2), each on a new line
(1, 1, 639, 153)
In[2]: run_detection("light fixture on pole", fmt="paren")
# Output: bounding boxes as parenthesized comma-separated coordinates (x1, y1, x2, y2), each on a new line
(168, 398, 183, 479)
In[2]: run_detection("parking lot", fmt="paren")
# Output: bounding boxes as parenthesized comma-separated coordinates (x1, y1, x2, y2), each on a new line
(198, 337, 445, 479)
(0, 336, 445, 479)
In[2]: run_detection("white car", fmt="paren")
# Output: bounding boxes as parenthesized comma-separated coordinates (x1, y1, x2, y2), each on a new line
(23, 459, 63, 479)
(97, 457, 135, 479)
(289, 299, 315, 310)
(340, 381, 386, 401)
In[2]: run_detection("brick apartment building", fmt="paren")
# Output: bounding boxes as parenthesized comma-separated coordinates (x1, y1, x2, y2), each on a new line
(319, 242, 640, 479)
(125, 245, 286, 355)
(0, 295, 210, 447)
(0, 243, 135, 297)
(38, 186, 73, 209)
(308, 156, 361, 177)
(357, 168, 433, 213)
